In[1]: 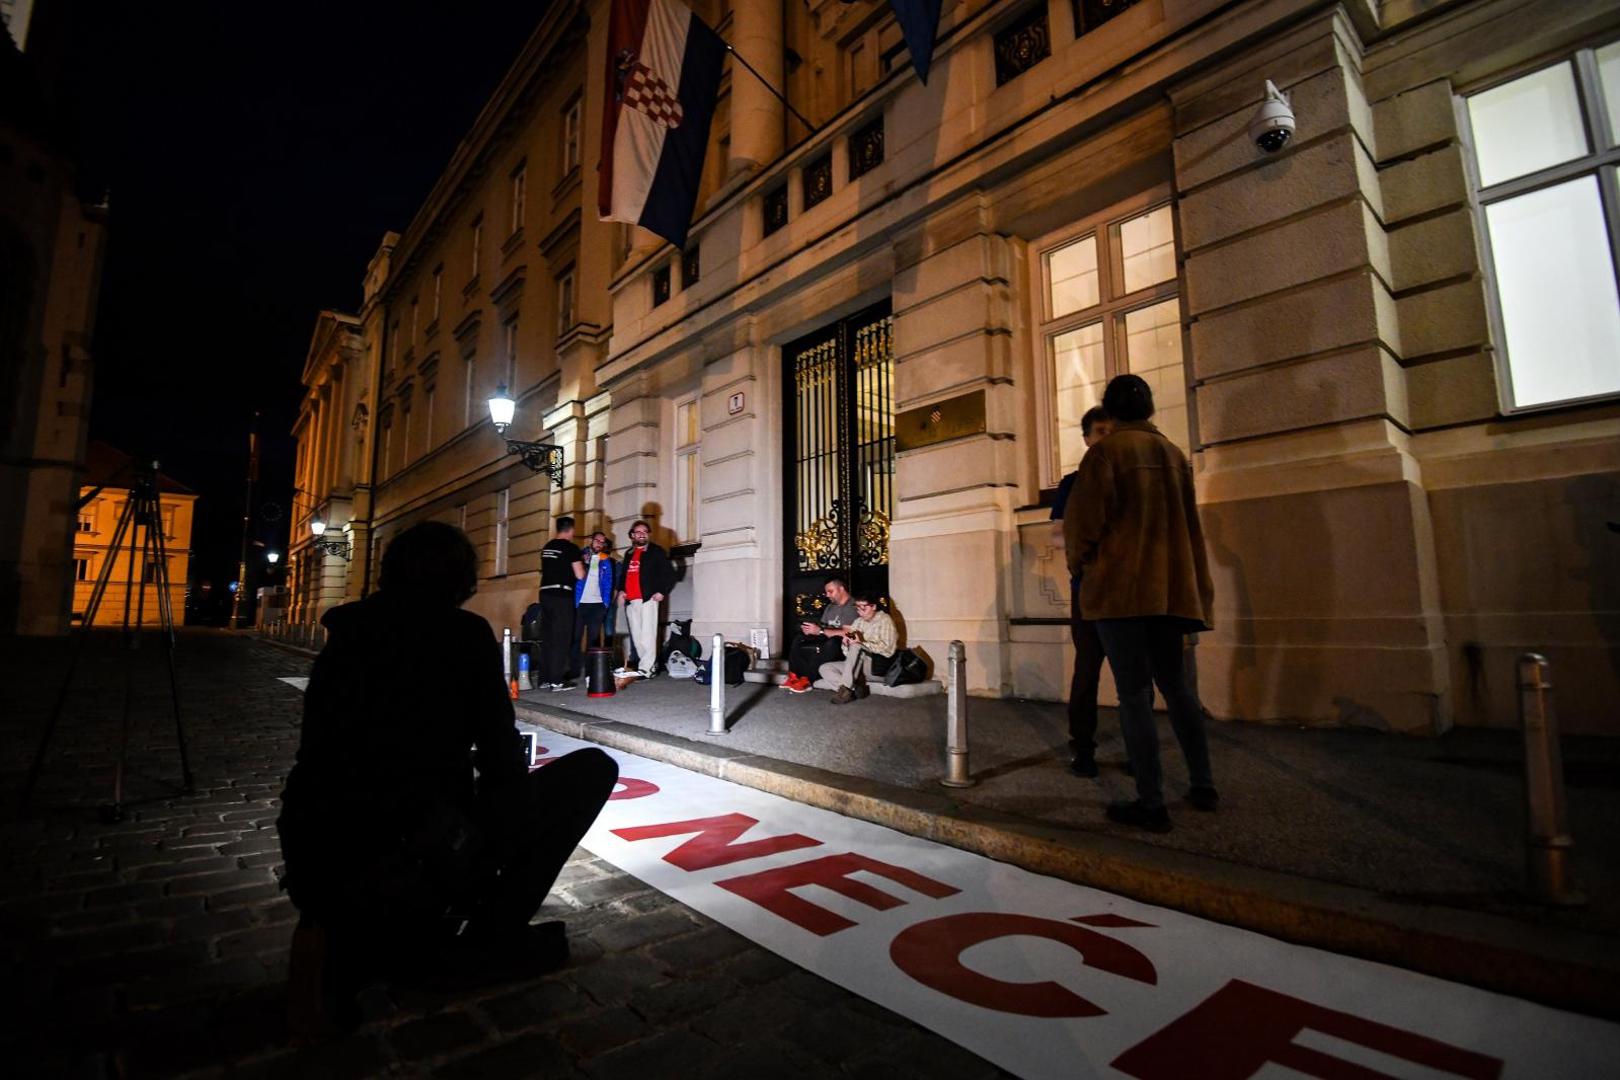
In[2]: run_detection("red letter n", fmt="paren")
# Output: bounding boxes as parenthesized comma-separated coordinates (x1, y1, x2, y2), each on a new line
(612, 813, 821, 871)
(716, 852, 959, 936)
(1113, 979, 1503, 1080)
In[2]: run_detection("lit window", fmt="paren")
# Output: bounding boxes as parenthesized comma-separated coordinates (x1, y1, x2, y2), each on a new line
(1465, 46, 1620, 409)
(1033, 194, 1186, 483)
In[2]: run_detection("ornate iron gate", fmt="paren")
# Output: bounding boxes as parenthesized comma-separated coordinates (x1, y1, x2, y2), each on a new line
(784, 302, 894, 624)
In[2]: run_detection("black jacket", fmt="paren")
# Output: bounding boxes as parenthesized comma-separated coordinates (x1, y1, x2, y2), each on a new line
(278, 592, 525, 912)
(613, 542, 676, 599)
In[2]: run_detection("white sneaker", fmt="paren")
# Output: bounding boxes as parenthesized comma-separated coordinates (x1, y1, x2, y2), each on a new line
(637, 670, 655, 680)
(612, 667, 633, 677)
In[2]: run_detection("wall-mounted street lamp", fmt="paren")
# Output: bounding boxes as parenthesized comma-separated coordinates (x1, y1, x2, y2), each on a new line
(488, 384, 565, 488)
(308, 518, 354, 561)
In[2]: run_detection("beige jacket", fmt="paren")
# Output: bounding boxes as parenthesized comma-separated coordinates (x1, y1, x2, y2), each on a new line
(1063, 421, 1214, 629)
(848, 610, 898, 658)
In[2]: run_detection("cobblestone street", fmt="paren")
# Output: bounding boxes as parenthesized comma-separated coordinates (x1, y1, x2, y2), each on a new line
(0, 631, 1002, 1078)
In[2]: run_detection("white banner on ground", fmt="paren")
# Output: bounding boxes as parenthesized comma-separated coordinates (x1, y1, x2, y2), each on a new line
(525, 727, 1618, 1079)
(277, 676, 309, 692)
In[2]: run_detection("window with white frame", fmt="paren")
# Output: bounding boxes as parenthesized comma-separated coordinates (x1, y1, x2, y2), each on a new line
(463, 355, 477, 429)
(424, 384, 436, 450)
(562, 95, 582, 175)
(469, 216, 483, 279)
(431, 266, 442, 322)
(74, 556, 89, 581)
(402, 404, 413, 464)
(510, 163, 527, 234)
(1463, 42, 1620, 410)
(77, 513, 93, 533)
(494, 488, 510, 576)
(381, 416, 393, 479)
(1031, 190, 1188, 485)
(410, 298, 419, 345)
(556, 266, 576, 337)
(672, 394, 701, 544)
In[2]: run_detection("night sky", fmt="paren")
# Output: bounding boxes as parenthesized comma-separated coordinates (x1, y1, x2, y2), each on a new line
(81, 1, 547, 615)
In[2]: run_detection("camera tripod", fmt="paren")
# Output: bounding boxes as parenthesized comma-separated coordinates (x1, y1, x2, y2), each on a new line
(21, 460, 193, 819)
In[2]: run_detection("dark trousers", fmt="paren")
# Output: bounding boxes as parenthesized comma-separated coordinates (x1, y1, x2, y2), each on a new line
(788, 632, 844, 678)
(1095, 617, 1213, 811)
(291, 748, 618, 993)
(1069, 580, 1106, 758)
(472, 747, 619, 932)
(538, 590, 575, 684)
(571, 603, 608, 676)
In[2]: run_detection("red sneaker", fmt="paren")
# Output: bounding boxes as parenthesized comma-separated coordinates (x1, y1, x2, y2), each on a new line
(785, 675, 812, 694)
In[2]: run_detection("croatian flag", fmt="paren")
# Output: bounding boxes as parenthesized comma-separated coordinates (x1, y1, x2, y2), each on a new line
(598, 0, 726, 249)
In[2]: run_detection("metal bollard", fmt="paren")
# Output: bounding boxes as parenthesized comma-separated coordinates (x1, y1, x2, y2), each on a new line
(502, 627, 513, 685)
(941, 640, 974, 788)
(709, 633, 727, 735)
(1517, 653, 1584, 906)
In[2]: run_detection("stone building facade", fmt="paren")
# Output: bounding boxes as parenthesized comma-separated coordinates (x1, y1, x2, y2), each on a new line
(70, 442, 195, 628)
(291, 0, 1620, 734)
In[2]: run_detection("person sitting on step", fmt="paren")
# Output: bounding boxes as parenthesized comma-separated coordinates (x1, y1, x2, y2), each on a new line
(820, 592, 898, 705)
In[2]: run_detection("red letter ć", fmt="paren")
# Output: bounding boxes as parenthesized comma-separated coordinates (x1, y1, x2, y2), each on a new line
(612, 813, 821, 871)
(717, 853, 959, 936)
(890, 912, 1157, 1018)
(1112, 979, 1503, 1080)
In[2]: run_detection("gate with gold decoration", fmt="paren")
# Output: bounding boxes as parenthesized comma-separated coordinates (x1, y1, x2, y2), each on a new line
(783, 301, 894, 626)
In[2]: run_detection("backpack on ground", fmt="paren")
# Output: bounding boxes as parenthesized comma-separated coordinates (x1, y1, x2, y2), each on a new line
(664, 618, 702, 660)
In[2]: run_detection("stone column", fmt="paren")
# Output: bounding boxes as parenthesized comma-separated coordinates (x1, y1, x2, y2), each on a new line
(889, 198, 1022, 694)
(727, 0, 783, 179)
(1171, 14, 1449, 733)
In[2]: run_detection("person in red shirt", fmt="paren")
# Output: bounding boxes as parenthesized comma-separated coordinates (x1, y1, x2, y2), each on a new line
(614, 520, 676, 678)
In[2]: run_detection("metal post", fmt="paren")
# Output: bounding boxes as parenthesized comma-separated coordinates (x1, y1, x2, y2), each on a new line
(1517, 654, 1583, 906)
(941, 640, 973, 788)
(502, 628, 513, 686)
(709, 633, 727, 735)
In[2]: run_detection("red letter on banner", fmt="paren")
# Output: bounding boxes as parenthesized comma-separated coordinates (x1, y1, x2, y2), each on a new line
(612, 813, 821, 871)
(1112, 979, 1503, 1080)
(889, 912, 1157, 1018)
(609, 777, 660, 801)
(716, 853, 959, 936)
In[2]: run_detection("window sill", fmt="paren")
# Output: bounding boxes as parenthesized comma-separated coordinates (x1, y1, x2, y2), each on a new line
(501, 228, 526, 258)
(461, 275, 481, 300)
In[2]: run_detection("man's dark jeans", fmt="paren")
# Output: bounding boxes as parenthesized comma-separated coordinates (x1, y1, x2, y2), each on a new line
(1069, 579, 1106, 759)
(788, 632, 844, 678)
(538, 591, 575, 684)
(571, 603, 609, 676)
(1095, 616, 1213, 810)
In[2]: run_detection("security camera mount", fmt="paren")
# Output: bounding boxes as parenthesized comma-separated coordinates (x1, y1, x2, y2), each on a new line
(1249, 80, 1295, 154)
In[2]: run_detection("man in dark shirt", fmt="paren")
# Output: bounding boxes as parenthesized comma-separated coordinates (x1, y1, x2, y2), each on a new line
(279, 522, 618, 1036)
(1052, 406, 1113, 777)
(782, 577, 858, 693)
(539, 516, 586, 690)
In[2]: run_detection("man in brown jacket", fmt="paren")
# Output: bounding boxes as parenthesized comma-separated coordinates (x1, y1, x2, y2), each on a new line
(1064, 374, 1217, 832)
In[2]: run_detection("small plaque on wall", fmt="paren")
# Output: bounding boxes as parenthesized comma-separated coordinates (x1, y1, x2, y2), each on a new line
(728, 392, 745, 415)
(895, 389, 987, 452)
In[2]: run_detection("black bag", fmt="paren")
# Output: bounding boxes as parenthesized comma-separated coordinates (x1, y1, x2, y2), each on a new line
(867, 650, 896, 678)
(883, 648, 928, 687)
(520, 602, 544, 642)
(694, 645, 748, 686)
(665, 618, 703, 660)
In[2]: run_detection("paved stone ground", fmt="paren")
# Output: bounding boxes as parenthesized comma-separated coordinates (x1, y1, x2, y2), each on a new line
(0, 631, 1005, 1079)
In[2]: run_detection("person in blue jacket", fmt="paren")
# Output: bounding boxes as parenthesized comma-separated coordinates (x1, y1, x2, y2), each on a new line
(568, 531, 617, 683)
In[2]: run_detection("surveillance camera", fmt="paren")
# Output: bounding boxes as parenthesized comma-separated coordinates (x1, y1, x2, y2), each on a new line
(1249, 80, 1295, 154)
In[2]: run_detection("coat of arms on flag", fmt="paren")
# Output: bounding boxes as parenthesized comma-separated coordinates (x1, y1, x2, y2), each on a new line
(598, 0, 726, 248)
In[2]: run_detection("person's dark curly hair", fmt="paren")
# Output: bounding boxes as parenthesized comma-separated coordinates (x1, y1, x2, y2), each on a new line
(379, 521, 479, 607)
(1101, 373, 1155, 422)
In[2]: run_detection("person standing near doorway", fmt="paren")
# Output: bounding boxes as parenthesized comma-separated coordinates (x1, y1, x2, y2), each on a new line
(615, 520, 674, 680)
(1052, 405, 1114, 777)
(570, 532, 615, 679)
(1065, 374, 1217, 832)
(538, 517, 586, 691)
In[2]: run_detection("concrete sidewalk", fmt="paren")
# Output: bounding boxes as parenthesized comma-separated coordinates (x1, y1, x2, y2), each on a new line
(515, 674, 1620, 1017)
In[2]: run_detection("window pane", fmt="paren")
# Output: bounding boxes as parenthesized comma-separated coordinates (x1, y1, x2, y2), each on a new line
(1118, 205, 1176, 293)
(1468, 63, 1588, 187)
(1599, 42, 1620, 148)
(1485, 176, 1620, 407)
(1051, 322, 1106, 471)
(1123, 298, 1191, 455)
(1047, 236, 1099, 318)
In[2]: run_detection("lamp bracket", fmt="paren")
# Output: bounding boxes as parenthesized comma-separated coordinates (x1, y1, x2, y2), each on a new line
(505, 439, 565, 488)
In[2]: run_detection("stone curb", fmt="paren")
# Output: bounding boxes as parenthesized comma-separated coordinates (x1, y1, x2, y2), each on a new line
(515, 698, 1620, 1021)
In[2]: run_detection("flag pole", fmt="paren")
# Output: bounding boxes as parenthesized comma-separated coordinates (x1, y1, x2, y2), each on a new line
(724, 44, 815, 134)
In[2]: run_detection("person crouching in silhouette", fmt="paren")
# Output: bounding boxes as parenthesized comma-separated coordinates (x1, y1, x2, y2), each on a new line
(278, 521, 618, 1037)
